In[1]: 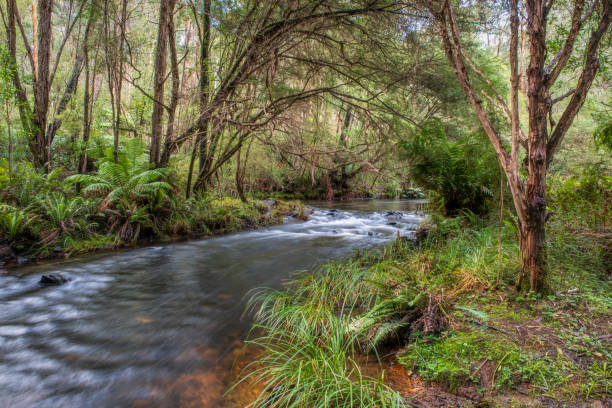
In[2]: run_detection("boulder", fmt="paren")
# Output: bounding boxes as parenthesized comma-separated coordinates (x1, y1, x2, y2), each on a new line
(39, 273, 70, 287)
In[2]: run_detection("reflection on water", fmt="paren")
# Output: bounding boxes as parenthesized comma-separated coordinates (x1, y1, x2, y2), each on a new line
(0, 200, 425, 407)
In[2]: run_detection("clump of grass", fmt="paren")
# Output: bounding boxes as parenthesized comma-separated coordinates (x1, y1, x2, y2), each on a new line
(583, 362, 612, 399)
(235, 305, 402, 408)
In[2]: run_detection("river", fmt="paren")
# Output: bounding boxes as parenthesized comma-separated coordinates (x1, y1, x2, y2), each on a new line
(0, 200, 426, 407)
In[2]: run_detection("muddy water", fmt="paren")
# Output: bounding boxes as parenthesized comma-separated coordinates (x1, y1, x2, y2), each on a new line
(0, 200, 426, 407)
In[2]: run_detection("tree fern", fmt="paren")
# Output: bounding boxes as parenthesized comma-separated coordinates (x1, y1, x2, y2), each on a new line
(66, 158, 171, 203)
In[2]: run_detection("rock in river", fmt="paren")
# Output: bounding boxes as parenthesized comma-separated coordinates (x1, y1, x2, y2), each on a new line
(39, 274, 70, 287)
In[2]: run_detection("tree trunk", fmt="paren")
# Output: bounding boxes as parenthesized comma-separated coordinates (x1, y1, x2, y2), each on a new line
(517, 215, 548, 292)
(196, 0, 212, 182)
(150, 0, 171, 165)
(32, 0, 38, 79)
(5, 0, 35, 160)
(79, 14, 96, 176)
(158, 0, 179, 168)
(46, 55, 84, 144)
(235, 146, 246, 202)
(6, 103, 13, 181)
(33, 0, 53, 170)
(114, 0, 127, 163)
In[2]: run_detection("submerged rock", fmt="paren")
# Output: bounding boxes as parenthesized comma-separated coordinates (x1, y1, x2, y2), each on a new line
(39, 273, 70, 287)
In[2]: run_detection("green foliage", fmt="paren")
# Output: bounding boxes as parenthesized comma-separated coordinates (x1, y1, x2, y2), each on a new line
(583, 362, 612, 399)
(594, 118, 612, 152)
(0, 161, 66, 207)
(239, 167, 610, 404)
(238, 262, 403, 408)
(0, 44, 15, 103)
(402, 118, 499, 215)
(400, 330, 567, 391)
(548, 163, 611, 229)
(592, 95, 612, 152)
(34, 193, 96, 244)
(66, 139, 172, 203)
(237, 314, 402, 408)
(0, 204, 35, 244)
(104, 199, 152, 242)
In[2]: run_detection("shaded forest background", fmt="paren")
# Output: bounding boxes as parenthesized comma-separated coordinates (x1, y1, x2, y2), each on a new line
(0, 0, 610, 258)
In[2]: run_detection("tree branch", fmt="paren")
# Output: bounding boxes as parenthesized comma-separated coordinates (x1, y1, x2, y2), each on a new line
(544, 0, 588, 87)
(547, 1, 611, 161)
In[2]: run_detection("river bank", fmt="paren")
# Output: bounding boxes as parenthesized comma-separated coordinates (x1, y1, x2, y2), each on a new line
(0, 200, 426, 407)
(0, 198, 305, 269)
(235, 197, 611, 406)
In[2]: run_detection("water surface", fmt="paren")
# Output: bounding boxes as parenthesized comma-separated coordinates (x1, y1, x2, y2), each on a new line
(0, 200, 425, 407)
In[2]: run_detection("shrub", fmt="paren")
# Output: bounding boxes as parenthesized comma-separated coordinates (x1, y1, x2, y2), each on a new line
(402, 118, 499, 215)
(0, 204, 35, 245)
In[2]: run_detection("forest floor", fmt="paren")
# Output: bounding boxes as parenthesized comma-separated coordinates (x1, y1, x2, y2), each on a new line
(232, 209, 611, 407)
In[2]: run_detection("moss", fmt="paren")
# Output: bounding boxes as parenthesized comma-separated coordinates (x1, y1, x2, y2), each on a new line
(399, 330, 569, 392)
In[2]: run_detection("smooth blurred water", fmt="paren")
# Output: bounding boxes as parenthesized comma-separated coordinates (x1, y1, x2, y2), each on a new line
(0, 200, 426, 407)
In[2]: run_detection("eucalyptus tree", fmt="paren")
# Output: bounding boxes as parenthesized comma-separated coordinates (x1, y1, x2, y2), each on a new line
(423, 0, 611, 292)
(149, 0, 177, 166)
(2, 0, 88, 170)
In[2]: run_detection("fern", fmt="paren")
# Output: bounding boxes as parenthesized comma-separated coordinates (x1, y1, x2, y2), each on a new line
(66, 160, 171, 203)
(34, 193, 96, 244)
(0, 204, 35, 243)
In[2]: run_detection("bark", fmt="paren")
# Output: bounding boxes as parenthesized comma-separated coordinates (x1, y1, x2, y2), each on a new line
(5, 0, 34, 149)
(162, 0, 179, 166)
(80, 54, 91, 175)
(79, 11, 97, 175)
(515, 0, 550, 293)
(104, 0, 127, 163)
(32, 0, 53, 170)
(32, 0, 38, 79)
(150, 0, 172, 165)
(5, 103, 13, 180)
(114, 0, 127, 163)
(235, 141, 253, 203)
(197, 0, 212, 180)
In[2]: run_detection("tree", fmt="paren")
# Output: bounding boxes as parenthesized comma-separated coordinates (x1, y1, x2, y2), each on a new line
(149, 0, 176, 166)
(2, 0, 87, 170)
(426, 0, 611, 292)
(159, 0, 402, 193)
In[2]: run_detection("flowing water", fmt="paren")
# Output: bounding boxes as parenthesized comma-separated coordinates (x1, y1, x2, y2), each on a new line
(0, 200, 426, 408)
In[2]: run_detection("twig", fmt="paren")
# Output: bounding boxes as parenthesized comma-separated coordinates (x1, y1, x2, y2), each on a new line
(467, 319, 521, 345)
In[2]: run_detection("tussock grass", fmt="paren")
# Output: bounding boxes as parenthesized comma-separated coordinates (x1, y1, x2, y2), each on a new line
(237, 171, 611, 405)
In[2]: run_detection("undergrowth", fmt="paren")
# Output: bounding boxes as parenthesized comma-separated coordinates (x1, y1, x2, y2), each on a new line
(236, 167, 611, 406)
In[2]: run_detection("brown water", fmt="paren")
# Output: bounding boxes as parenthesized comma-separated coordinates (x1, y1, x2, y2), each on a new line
(0, 200, 426, 407)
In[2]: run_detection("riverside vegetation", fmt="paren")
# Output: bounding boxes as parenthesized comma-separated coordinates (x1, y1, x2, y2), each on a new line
(234, 166, 610, 407)
(0, 0, 611, 406)
(0, 138, 304, 265)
